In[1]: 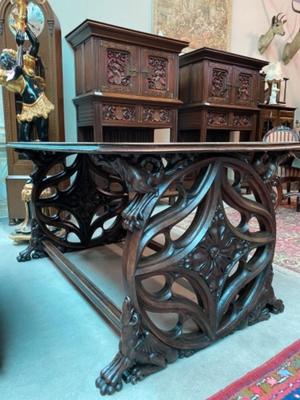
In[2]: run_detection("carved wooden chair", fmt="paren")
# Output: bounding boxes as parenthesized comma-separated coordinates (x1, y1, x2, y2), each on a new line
(263, 125, 300, 211)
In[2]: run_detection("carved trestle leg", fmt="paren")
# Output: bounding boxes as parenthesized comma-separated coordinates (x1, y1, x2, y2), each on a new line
(96, 153, 284, 395)
(16, 152, 128, 261)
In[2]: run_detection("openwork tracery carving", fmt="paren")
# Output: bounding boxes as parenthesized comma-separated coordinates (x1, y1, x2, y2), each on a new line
(28, 152, 129, 251)
(122, 155, 281, 350)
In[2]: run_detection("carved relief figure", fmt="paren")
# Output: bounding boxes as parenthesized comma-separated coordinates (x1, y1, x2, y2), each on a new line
(237, 73, 251, 102)
(147, 56, 167, 91)
(210, 69, 228, 98)
(258, 13, 286, 54)
(107, 49, 131, 87)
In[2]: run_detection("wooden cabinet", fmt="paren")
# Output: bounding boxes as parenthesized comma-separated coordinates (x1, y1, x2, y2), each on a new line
(66, 20, 188, 142)
(258, 104, 296, 140)
(178, 48, 268, 142)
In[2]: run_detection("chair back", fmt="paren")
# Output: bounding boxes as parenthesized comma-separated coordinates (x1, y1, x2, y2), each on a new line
(263, 125, 300, 182)
(263, 125, 300, 143)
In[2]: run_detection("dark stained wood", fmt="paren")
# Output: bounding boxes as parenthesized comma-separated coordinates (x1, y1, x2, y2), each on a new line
(178, 47, 268, 142)
(8, 141, 300, 154)
(66, 19, 188, 53)
(66, 20, 188, 142)
(258, 104, 296, 140)
(10, 141, 295, 395)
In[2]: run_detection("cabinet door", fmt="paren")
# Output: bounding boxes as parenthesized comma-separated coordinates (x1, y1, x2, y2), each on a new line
(99, 41, 139, 94)
(233, 67, 257, 106)
(207, 62, 232, 104)
(140, 49, 176, 99)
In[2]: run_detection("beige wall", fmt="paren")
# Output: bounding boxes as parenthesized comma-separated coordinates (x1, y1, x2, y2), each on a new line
(231, 0, 300, 120)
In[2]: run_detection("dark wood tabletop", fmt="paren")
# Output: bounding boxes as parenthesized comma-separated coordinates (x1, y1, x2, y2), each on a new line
(7, 141, 300, 154)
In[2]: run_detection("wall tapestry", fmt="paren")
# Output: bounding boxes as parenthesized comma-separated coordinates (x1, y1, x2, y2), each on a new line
(153, 0, 232, 52)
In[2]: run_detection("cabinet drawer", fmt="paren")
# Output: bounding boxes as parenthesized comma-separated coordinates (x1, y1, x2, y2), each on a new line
(141, 106, 172, 125)
(207, 111, 229, 127)
(231, 112, 254, 129)
(102, 104, 137, 123)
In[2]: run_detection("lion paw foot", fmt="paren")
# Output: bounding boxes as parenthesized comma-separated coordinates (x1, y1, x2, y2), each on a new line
(95, 375, 123, 396)
(126, 367, 145, 385)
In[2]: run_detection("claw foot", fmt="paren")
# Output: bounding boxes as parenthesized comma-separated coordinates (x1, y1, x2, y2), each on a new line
(95, 375, 123, 396)
(268, 298, 284, 314)
(124, 367, 145, 385)
(17, 245, 47, 262)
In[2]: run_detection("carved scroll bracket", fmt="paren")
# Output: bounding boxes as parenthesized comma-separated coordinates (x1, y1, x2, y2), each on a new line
(90, 154, 200, 232)
(252, 151, 291, 182)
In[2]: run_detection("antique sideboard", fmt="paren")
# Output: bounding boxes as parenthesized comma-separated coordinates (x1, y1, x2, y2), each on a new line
(66, 20, 188, 142)
(178, 48, 268, 142)
(9, 141, 300, 396)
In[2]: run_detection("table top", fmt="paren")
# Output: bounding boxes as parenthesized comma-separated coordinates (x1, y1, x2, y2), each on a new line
(7, 141, 300, 155)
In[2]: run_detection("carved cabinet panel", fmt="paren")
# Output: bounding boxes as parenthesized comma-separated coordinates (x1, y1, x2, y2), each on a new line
(233, 67, 257, 106)
(140, 49, 176, 99)
(99, 41, 139, 95)
(207, 62, 232, 104)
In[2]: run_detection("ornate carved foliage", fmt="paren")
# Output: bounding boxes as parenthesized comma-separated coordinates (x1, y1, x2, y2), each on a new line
(103, 104, 136, 122)
(142, 107, 171, 123)
(233, 114, 252, 127)
(207, 112, 227, 127)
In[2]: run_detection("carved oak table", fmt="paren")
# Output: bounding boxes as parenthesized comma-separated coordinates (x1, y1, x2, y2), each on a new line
(8, 141, 300, 396)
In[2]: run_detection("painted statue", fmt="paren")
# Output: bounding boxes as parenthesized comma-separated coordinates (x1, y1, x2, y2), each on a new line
(0, 0, 53, 141)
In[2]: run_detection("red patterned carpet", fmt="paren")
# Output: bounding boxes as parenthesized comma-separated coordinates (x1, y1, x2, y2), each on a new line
(208, 339, 300, 400)
(274, 204, 300, 274)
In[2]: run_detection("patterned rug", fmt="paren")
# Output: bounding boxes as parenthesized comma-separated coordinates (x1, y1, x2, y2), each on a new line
(207, 339, 300, 400)
(274, 205, 300, 274)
